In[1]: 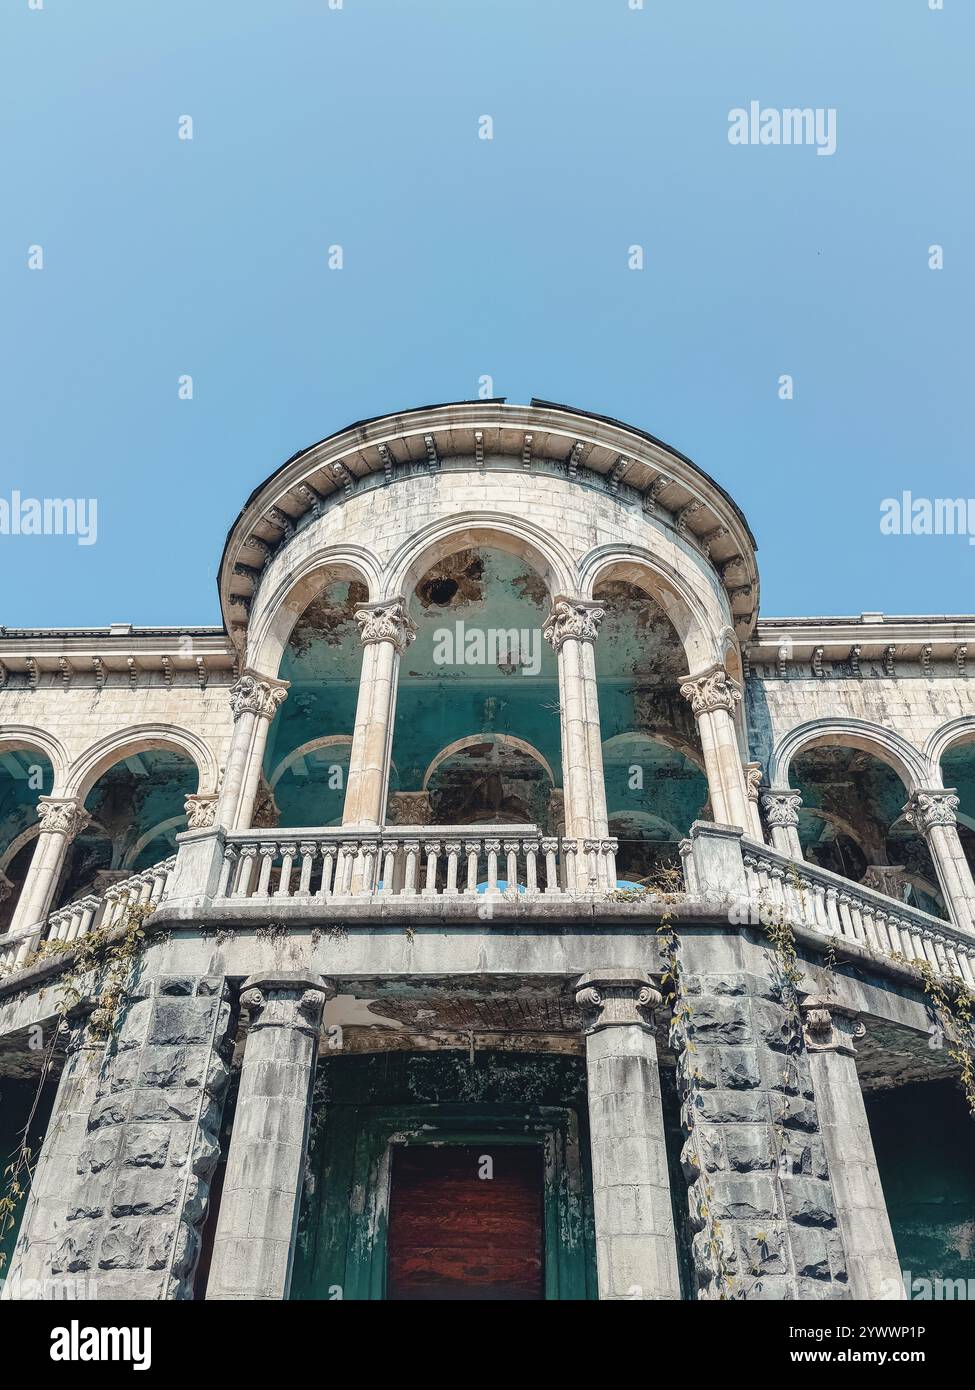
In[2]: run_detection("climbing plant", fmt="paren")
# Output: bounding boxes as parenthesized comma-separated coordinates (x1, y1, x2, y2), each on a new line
(0, 900, 151, 1272)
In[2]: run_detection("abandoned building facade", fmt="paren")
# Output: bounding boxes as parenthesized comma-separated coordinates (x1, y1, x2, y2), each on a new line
(1, 399, 973, 1301)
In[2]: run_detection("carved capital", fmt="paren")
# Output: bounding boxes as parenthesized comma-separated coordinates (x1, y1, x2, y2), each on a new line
(902, 788, 960, 834)
(229, 670, 289, 722)
(184, 793, 218, 830)
(678, 665, 742, 716)
(574, 969, 662, 1033)
(241, 972, 336, 1037)
(355, 599, 417, 653)
(36, 797, 90, 840)
(745, 762, 763, 804)
(800, 996, 865, 1055)
(542, 597, 605, 651)
(761, 789, 802, 829)
(386, 791, 434, 826)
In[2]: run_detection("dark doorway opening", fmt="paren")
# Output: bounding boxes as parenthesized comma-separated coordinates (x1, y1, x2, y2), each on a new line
(387, 1144, 544, 1301)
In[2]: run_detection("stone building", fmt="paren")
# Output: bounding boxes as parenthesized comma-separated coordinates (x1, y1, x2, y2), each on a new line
(1, 399, 973, 1301)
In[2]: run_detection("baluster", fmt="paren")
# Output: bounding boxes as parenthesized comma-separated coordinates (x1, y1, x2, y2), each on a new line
(503, 840, 521, 896)
(274, 842, 297, 898)
(401, 840, 420, 897)
(463, 841, 480, 895)
(601, 837, 618, 892)
(561, 839, 578, 895)
(336, 841, 358, 896)
(297, 842, 317, 896)
(216, 845, 237, 899)
(443, 841, 461, 896)
(824, 887, 842, 936)
(421, 841, 441, 897)
(235, 845, 258, 898)
(541, 837, 560, 895)
(317, 844, 337, 899)
(485, 840, 501, 895)
(524, 839, 539, 896)
(379, 842, 397, 896)
(256, 842, 277, 897)
(359, 840, 378, 896)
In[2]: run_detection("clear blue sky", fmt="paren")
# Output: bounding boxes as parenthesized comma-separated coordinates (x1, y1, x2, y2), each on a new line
(1, 0, 971, 628)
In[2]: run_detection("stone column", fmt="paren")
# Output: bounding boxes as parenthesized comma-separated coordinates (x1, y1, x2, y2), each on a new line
(206, 972, 335, 1301)
(903, 789, 975, 935)
(215, 669, 289, 832)
(678, 665, 751, 832)
(761, 788, 804, 860)
(8, 797, 91, 935)
(544, 597, 610, 890)
(575, 969, 680, 1300)
(2, 1006, 104, 1300)
(801, 997, 904, 1300)
(744, 762, 765, 842)
(343, 599, 416, 827)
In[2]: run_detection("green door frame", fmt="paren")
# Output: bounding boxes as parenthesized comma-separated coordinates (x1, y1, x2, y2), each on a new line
(294, 1103, 596, 1300)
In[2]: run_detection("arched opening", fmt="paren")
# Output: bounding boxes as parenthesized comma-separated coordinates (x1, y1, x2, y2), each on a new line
(592, 578, 709, 887)
(940, 736, 975, 878)
(792, 746, 944, 917)
(262, 577, 368, 828)
(388, 546, 560, 830)
(0, 747, 54, 932)
(56, 749, 199, 905)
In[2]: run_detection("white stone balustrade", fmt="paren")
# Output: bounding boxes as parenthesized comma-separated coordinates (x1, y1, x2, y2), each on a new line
(215, 824, 619, 902)
(0, 855, 178, 977)
(740, 837, 975, 987)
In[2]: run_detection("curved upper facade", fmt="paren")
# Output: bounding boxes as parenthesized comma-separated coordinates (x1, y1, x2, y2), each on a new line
(219, 400, 762, 670)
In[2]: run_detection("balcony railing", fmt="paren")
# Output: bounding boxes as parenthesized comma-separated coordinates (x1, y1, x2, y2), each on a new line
(738, 838, 975, 988)
(214, 825, 618, 901)
(0, 856, 177, 977)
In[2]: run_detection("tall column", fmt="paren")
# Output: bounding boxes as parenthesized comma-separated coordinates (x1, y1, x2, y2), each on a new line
(678, 665, 750, 832)
(575, 969, 680, 1301)
(544, 597, 610, 890)
(8, 797, 90, 935)
(343, 598, 416, 827)
(801, 997, 904, 1300)
(206, 972, 334, 1301)
(761, 788, 804, 860)
(903, 789, 975, 935)
(215, 669, 289, 832)
(2, 1005, 104, 1300)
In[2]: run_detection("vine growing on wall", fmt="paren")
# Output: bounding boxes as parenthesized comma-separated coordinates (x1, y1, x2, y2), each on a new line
(0, 902, 150, 1272)
(894, 954, 975, 1118)
(652, 867, 736, 1299)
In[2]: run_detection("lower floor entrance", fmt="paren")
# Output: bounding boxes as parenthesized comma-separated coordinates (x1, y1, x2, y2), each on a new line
(291, 1051, 598, 1300)
(387, 1144, 544, 1300)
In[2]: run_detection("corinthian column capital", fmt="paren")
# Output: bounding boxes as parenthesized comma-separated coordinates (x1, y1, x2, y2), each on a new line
(543, 596, 605, 651)
(354, 598, 417, 653)
(800, 996, 865, 1056)
(240, 972, 336, 1038)
(902, 788, 960, 833)
(678, 664, 742, 716)
(762, 789, 802, 828)
(35, 796, 91, 840)
(229, 669, 289, 722)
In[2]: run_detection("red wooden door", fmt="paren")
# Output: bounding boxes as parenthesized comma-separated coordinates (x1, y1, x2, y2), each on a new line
(386, 1144, 544, 1300)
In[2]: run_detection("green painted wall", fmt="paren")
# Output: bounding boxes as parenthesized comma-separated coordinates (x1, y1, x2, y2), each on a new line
(292, 1050, 598, 1300)
(867, 1078, 975, 1290)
